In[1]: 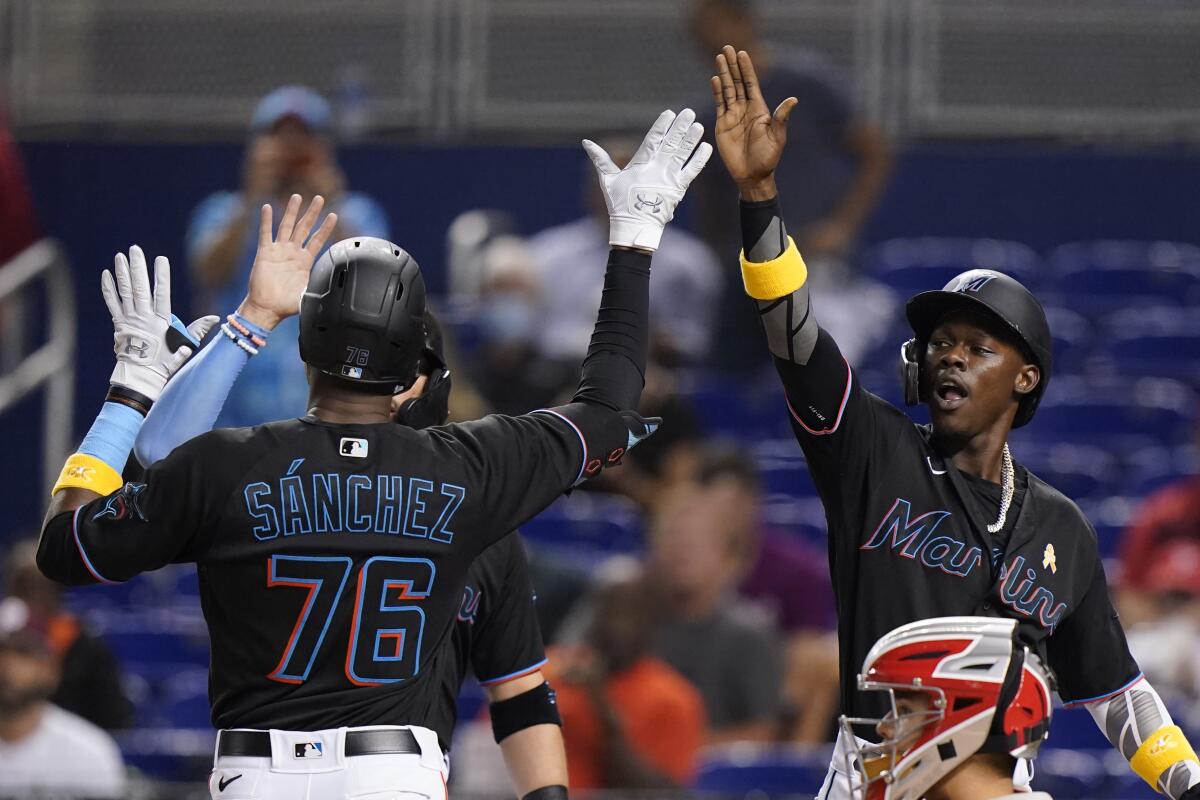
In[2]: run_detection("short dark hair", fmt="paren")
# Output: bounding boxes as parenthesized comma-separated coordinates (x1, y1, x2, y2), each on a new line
(695, 443, 761, 493)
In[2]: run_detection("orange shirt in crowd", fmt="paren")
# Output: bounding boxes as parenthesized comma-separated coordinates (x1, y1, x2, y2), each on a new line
(550, 655, 706, 790)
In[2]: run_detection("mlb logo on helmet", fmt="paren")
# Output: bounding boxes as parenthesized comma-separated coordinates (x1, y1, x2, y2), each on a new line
(341, 365, 363, 379)
(340, 437, 368, 458)
(294, 742, 324, 759)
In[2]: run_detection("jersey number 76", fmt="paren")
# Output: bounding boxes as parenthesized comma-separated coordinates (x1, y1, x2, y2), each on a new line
(266, 555, 434, 686)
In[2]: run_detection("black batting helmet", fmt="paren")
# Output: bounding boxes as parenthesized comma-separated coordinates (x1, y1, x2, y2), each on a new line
(299, 237, 427, 394)
(901, 269, 1052, 428)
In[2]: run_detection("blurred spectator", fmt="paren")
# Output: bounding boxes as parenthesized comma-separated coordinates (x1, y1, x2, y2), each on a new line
(3, 539, 132, 730)
(0, 598, 126, 798)
(1118, 472, 1200, 628)
(0, 111, 38, 266)
(648, 484, 783, 742)
(0, 109, 40, 372)
(464, 236, 576, 415)
(187, 85, 389, 427)
(693, 446, 840, 743)
(1120, 539, 1200, 715)
(688, 0, 894, 370)
(526, 548, 590, 646)
(590, 364, 706, 515)
(549, 561, 706, 790)
(527, 136, 721, 367)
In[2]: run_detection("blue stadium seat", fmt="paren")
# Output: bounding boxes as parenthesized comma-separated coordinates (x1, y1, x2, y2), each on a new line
(1021, 378, 1194, 450)
(518, 493, 643, 554)
(1045, 241, 1200, 314)
(694, 745, 832, 796)
(752, 438, 817, 499)
(1043, 306, 1097, 377)
(1031, 748, 1110, 798)
(684, 379, 792, 441)
(1013, 443, 1120, 501)
(93, 610, 211, 666)
(864, 237, 1042, 295)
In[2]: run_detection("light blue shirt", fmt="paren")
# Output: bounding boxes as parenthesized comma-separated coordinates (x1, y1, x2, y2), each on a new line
(186, 191, 389, 428)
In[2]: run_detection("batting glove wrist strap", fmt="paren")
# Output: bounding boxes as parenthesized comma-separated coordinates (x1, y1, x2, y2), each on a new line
(584, 108, 712, 253)
(103, 246, 219, 402)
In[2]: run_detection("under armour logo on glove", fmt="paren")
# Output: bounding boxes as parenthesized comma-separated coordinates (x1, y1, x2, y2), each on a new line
(583, 107, 712, 252)
(632, 191, 665, 215)
(620, 411, 662, 451)
(102, 246, 218, 402)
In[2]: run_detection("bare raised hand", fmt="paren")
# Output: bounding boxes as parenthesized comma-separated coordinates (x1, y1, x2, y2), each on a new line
(238, 194, 338, 330)
(711, 45, 797, 200)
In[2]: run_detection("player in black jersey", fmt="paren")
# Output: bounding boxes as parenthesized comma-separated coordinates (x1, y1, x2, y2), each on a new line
(710, 45, 1200, 800)
(37, 108, 712, 799)
(132, 304, 566, 797)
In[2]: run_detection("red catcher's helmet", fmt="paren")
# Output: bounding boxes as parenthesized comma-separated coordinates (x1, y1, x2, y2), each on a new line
(841, 616, 1054, 800)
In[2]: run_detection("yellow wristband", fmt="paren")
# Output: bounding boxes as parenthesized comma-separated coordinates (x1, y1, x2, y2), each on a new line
(1130, 725, 1199, 791)
(740, 237, 808, 301)
(51, 454, 124, 497)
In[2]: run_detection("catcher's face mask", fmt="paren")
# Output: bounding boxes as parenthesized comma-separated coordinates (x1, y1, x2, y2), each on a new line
(842, 683, 948, 800)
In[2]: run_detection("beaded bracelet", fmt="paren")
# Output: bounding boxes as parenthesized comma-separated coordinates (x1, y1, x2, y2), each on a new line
(220, 313, 269, 356)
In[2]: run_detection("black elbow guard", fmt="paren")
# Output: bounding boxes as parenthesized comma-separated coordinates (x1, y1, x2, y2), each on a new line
(490, 680, 561, 743)
(522, 786, 568, 800)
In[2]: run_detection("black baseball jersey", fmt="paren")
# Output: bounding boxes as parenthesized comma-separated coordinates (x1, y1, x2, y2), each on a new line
(776, 329, 1140, 721)
(43, 406, 625, 731)
(424, 533, 545, 748)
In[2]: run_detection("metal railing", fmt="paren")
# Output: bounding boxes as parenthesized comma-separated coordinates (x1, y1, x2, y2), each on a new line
(0, 239, 76, 493)
(3, 0, 1200, 142)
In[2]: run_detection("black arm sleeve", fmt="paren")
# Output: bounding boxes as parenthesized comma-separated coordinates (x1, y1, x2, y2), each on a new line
(471, 536, 547, 686)
(572, 248, 650, 412)
(37, 435, 217, 585)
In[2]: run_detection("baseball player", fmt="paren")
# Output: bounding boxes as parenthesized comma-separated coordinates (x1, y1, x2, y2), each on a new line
(132, 308, 566, 797)
(843, 616, 1054, 800)
(710, 45, 1200, 799)
(36, 107, 712, 799)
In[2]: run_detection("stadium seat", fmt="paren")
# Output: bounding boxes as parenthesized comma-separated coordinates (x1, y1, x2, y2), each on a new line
(694, 744, 832, 796)
(1031, 747, 1110, 798)
(1045, 241, 1200, 314)
(1022, 377, 1194, 450)
(1012, 442, 1120, 501)
(518, 493, 643, 555)
(752, 438, 817, 498)
(1042, 306, 1097, 377)
(864, 237, 1042, 295)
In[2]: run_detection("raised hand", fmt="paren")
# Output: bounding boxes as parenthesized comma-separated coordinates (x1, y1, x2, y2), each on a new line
(101, 246, 219, 402)
(711, 45, 797, 200)
(583, 108, 713, 252)
(239, 193, 338, 330)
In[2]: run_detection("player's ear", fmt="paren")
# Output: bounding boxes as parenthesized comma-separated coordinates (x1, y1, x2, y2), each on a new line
(1014, 363, 1039, 397)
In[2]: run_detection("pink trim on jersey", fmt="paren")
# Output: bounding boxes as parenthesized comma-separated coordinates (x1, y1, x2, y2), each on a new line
(478, 658, 548, 687)
(534, 409, 587, 485)
(1062, 672, 1145, 709)
(785, 357, 853, 436)
(72, 506, 115, 585)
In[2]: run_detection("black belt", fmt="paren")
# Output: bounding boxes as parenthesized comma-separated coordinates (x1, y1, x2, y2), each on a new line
(218, 728, 421, 759)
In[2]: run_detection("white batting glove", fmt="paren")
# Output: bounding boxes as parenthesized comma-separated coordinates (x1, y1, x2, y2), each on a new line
(100, 246, 219, 402)
(583, 108, 713, 252)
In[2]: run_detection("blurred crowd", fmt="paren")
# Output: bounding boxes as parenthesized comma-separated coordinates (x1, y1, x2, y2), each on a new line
(1, 0, 1199, 796)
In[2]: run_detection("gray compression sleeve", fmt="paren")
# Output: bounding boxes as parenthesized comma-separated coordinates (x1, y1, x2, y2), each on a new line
(741, 197, 819, 365)
(1085, 678, 1200, 798)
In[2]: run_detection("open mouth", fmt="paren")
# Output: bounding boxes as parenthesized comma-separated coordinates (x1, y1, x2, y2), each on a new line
(934, 377, 969, 409)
